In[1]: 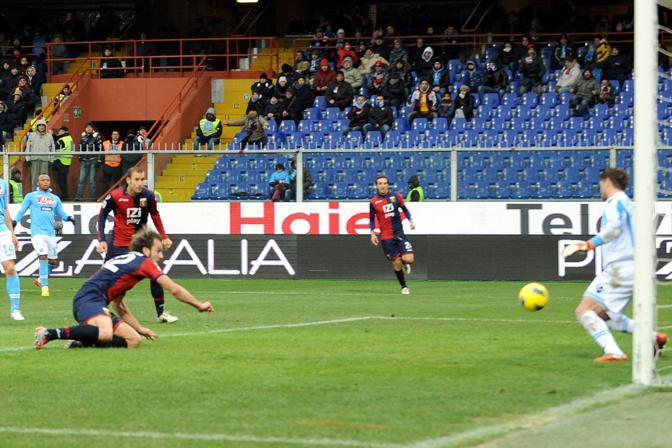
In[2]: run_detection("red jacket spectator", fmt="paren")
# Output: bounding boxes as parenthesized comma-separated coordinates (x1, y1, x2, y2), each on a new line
(313, 59, 336, 96)
(337, 43, 359, 68)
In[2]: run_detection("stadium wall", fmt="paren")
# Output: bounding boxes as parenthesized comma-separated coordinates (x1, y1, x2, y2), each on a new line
(9, 202, 672, 281)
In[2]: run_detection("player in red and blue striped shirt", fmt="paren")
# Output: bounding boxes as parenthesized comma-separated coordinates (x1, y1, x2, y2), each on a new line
(34, 229, 213, 350)
(369, 175, 416, 294)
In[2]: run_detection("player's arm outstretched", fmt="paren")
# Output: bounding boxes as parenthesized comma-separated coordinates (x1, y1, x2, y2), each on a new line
(156, 275, 214, 312)
(148, 193, 172, 249)
(54, 197, 75, 226)
(396, 193, 416, 230)
(110, 296, 158, 340)
(562, 202, 624, 257)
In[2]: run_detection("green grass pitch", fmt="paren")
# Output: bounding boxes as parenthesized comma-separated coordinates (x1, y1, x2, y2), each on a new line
(0, 278, 670, 447)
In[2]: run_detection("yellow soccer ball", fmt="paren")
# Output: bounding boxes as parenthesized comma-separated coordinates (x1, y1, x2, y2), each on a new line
(518, 282, 549, 311)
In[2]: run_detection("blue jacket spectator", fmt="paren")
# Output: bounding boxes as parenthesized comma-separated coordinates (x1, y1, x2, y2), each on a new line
(429, 60, 450, 95)
(269, 163, 291, 202)
(463, 61, 484, 91)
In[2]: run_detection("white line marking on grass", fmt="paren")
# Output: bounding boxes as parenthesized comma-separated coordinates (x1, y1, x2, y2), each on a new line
(0, 426, 404, 447)
(0, 345, 32, 353)
(407, 382, 649, 448)
(373, 317, 576, 325)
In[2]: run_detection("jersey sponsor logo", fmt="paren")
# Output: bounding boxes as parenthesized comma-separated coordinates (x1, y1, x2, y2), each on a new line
(139, 198, 147, 208)
(37, 196, 56, 206)
(126, 207, 142, 225)
(382, 203, 395, 218)
(118, 198, 129, 203)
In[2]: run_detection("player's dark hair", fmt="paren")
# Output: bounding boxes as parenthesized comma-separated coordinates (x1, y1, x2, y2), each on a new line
(130, 228, 162, 252)
(375, 174, 388, 183)
(126, 166, 145, 179)
(600, 168, 628, 191)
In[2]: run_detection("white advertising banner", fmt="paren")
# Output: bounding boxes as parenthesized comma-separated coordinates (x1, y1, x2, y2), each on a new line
(9, 201, 672, 236)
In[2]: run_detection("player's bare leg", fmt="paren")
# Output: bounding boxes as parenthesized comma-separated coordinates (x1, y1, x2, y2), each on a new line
(391, 257, 410, 295)
(401, 253, 414, 275)
(575, 297, 628, 362)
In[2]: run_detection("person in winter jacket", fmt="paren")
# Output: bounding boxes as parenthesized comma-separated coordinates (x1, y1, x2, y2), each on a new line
(75, 122, 102, 201)
(292, 75, 313, 110)
(281, 89, 304, 124)
(194, 107, 223, 151)
(225, 110, 269, 149)
(359, 48, 388, 75)
(313, 58, 336, 97)
(25, 118, 54, 187)
(342, 56, 363, 90)
(449, 85, 475, 120)
(416, 46, 435, 79)
(553, 34, 573, 69)
(569, 69, 599, 116)
(596, 79, 615, 106)
(478, 60, 508, 102)
(555, 58, 581, 94)
(462, 60, 484, 92)
(363, 95, 394, 138)
(407, 79, 438, 123)
(336, 42, 359, 68)
(251, 73, 274, 100)
(387, 59, 412, 90)
(366, 60, 388, 96)
(274, 76, 290, 98)
(602, 47, 629, 88)
(429, 59, 450, 95)
(245, 90, 265, 115)
(382, 72, 407, 109)
(325, 71, 354, 111)
(519, 46, 545, 94)
(388, 39, 409, 66)
(344, 95, 371, 135)
(263, 95, 285, 125)
(436, 92, 453, 118)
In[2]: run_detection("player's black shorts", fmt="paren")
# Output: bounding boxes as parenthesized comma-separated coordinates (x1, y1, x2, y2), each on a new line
(104, 242, 130, 261)
(381, 236, 413, 261)
(73, 286, 122, 328)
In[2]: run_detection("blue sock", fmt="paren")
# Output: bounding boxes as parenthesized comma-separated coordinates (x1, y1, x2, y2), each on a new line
(7, 274, 20, 313)
(39, 259, 49, 287)
(48, 263, 54, 275)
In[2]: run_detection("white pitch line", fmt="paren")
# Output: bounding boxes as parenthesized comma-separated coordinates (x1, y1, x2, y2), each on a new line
(406, 382, 649, 448)
(373, 316, 576, 325)
(0, 345, 32, 353)
(0, 426, 404, 448)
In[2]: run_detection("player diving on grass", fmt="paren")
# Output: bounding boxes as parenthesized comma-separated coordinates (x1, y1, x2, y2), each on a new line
(13, 174, 74, 297)
(34, 229, 214, 349)
(369, 175, 416, 294)
(562, 168, 668, 362)
(97, 166, 179, 323)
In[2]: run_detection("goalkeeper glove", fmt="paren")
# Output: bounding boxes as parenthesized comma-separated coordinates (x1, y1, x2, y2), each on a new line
(561, 241, 595, 258)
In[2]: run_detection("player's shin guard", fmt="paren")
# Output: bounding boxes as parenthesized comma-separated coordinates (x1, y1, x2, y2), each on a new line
(6, 274, 20, 313)
(579, 310, 624, 355)
(38, 259, 49, 288)
(150, 280, 165, 317)
(394, 269, 407, 288)
(606, 311, 634, 334)
(47, 325, 99, 343)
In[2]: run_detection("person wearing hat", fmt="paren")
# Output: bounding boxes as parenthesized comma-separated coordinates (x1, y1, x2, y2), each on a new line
(25, 118, 54, 188)
(449, 85, 475, 120)
(245, 88, 266, 115)
(406, 175, 424, 202)
(313, 58, 336, 97)
(251, 72, 274, 100)
(366, 60, 388, 96)
(194, 107, 222, 152)
(325, 70, 354, 111)
(225, 110, 269, 149)
(53, 126, 74, 200)
(342, 56, 363, 90)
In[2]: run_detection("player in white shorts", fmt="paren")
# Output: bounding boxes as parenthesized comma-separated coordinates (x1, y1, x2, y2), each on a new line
(13, 175, 74, 297)
(562, 168, 668, 362)
(0, 177, 21, 320)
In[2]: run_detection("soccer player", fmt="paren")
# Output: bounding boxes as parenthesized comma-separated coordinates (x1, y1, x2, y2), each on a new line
(369, 175, 416, 294)
(0, 176, 21, 320)
(34, 229, 214, 349)
(13, 174, 74, 297)
(562, 168, 668, 362)
(97, 166, 178, 323)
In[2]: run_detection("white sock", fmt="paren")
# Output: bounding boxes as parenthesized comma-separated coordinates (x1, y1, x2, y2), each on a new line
(579, 310, 624, 356)
(606, 311, 634, 334)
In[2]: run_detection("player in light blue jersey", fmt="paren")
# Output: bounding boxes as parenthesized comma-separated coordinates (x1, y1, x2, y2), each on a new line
(0, 176, 21, 320)
(13, 174, 74, 297)
(562, 168, 668, 362)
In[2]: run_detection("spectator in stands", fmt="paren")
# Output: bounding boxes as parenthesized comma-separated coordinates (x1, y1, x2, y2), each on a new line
(450, 85, 475, 120)
(102, 130, 123, 191)
(596, 38, 612, 66)
(429, 60, 450, 96)
(406, 175, 424, 202)
(53, 126, 74, 200)
(325, 71, 354, 111)
(569, 69, 599, 116)
(388, 59, 412, 90)
(371, 36, 390, 60)
(597, 79, 615, 106)
(75, 122, 102, 201)
(382, 72, 406, 109)
(436, 92, 453, 118)
(19, 56, 30, 74)
(100, 47, 124, 78)
(497, 42, 517, 75)
(519, 47, 545, 94)
(463, 60, 483, 93)
(314, 59, 336, 97)
(514, 36, 531, 65)
(281, 89, 304, 124)
(359, 48, 388, 75)
(25, 118, 54, 187)
(17, 76, 38, 107)
(342, 57, 362, 90)
(308, 51, 321, 76)
(478, 60, 508, 102)
(581, 39, 598, 69)
(366, 60, 388, 96)
(292, 75, 312, 110)
(263, 95, 285, 124)
(296, 60, 311, 81)
(337, 42, 359, 68)
(308, 29, 328, 58)
(274, 76, 290, 98)
(287, 160, 312, 201)
(555, 58, 581, 94)
(407, 79, 438, 124)
(5, 66, 20, 95)
(279, 63, 296, 83)
(344, 94, 370, 135)
(121, 129, 143, 174)
(251, 73, 274, 101)
(225, 110, 269, 149)
(388, 39, 408, 66)
(268, 163, 290, 202)
(553, 34, 573, 70)
(364, 95, 393, 139)
(602, 47, 629, 88)
(3, 90, 27, 135)
(9, 168, 23, 203)
(194, 107, 222, 152)
(416, 47, 435, 79)
(245, 90, 265, 115)
(24, 66, 43, 98)
(137, 126, 151, 149)
(294, 50, 306, 69)
(410, 38, 426, 71)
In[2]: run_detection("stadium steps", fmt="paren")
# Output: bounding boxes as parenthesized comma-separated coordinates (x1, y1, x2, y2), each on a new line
(154, 155, 217, 202)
